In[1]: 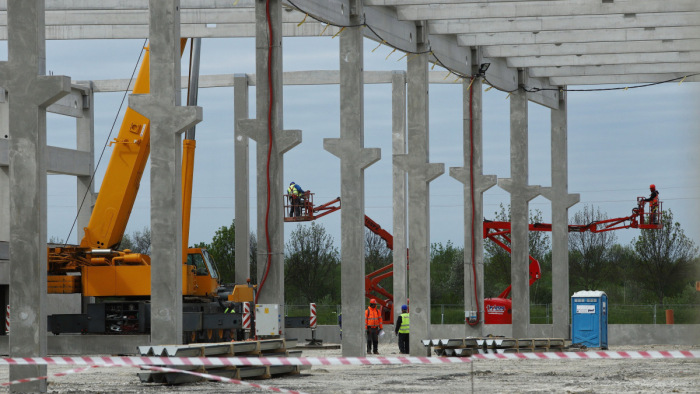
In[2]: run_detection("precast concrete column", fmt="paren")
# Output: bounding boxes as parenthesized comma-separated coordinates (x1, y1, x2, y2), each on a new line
(541, 90, 579, 339)
(497, 74, 540, 339)
(324, 1, 380, 356)
(395, 27, 445, 357)
(76, 83, 95, 242)
(129, 0, 202, 346)
(234, 74, 251, 285)
(0, 1, 71, 391)
(238, 0, 301, 318)
(391, 71, 408, 324)
(0, 89, 8, 244)
(449, 76, 496, 335)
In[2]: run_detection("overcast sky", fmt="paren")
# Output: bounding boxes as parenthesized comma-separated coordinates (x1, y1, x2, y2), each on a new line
(23, 36, 700, 252)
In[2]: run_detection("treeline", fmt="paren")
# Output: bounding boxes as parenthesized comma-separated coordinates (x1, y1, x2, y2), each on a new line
(120, 205, 700, 307)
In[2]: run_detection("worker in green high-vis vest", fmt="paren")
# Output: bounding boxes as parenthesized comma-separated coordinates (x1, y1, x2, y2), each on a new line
(394, 304, 409, 354)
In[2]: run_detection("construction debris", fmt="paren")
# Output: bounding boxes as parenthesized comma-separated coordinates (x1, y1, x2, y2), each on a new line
(137, 338, 309, 385)
(423, 337, 567, 356)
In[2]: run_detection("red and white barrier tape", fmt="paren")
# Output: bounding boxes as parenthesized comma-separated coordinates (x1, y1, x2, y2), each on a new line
(0, 350, 697, 368)
(141, 365, 305, 394)
(1, 364, 111, 387)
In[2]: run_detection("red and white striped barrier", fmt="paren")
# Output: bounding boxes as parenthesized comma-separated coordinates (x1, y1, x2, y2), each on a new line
(242, 302, 251, 330)
(1, 364, 108, 387)
(0, 350, 696, 368)
(309, 303, 317, 329)
(5, 304, 9, 334)
(141, 365, 305, 394)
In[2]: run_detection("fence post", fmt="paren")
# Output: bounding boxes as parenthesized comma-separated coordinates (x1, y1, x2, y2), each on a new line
(441, 304, 444, 325)
(653, 304, 657, 324)
(546, 304, 550, 325)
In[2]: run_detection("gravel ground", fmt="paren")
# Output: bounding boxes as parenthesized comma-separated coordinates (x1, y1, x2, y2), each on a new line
(1, 343, 698, 393)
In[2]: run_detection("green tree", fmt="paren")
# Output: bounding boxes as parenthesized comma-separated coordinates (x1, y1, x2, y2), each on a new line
(119, 226, 151, 254)
(631, 209, 699, 304)
(568, 205, 617, 291)
(430, 241, 464, 304)
(284, 222, 340, 304)
(197, 219, 236, 283)
(249, 231, 258, 284)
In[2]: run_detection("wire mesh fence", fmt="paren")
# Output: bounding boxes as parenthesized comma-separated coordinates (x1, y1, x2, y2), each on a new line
(284, 304, 700, 325)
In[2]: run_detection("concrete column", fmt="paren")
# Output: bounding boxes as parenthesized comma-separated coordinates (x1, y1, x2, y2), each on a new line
(129, 0, 202, 346)
(541, 90, 579, 339)
(234, 74, 251, 285)
(0, 89, 8, 244)
(391, 71, 408, 324)
(76, 83, 95, 242)
(324, 1, 380, 356)
(395, 24, 444, 357)
(497, 73, 540, 339)
(238, 0, 300, 320)
(449, 76, 496, 335)
(0, 1, 71, 391)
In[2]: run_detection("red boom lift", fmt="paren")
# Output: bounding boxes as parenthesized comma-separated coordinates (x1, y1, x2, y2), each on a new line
(483, 196, 662, 323)
(285, 193, 662, 325)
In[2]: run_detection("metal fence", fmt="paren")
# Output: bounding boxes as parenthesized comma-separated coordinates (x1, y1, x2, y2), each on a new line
(285, 304, 700, 325)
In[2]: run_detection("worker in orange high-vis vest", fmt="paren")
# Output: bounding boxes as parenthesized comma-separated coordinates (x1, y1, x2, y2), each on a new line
(644, 184, 660, 224)
(365, 299, 383, 354)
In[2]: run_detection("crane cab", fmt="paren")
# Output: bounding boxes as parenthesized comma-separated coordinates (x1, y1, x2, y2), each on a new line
(184, 247, 219, 297)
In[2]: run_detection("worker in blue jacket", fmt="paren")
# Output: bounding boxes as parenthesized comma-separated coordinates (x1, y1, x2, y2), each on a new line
(287, 181, 306, 217)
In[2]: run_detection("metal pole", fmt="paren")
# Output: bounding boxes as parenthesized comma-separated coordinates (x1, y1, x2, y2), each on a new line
(441, 304, 444, 325)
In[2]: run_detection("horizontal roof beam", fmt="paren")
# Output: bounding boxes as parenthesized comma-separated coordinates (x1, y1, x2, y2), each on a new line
(0, 140, 92, 176)
(458, 26, 698, 46)
(396, 0, 699, 20)
(483, 39, 700, 58)
(0, 23, 341, 40)
(530, 63, 700, 77)
(507, 51, 700, 68)
(549, 74, 699, 85)
(428, 12, 700, 35)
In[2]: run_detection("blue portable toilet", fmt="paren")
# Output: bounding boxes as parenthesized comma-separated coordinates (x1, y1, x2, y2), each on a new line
(571, 291, 608, 349)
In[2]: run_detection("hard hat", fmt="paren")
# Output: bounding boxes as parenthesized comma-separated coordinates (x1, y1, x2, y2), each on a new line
(650, 184, 656, 190)
(370, 299, 377, 304)
(290, 181, 295, 185)
(401, 304, 408, 311)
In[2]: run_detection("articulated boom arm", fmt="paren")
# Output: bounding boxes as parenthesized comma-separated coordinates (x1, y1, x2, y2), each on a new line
(483, 197, 663, 299)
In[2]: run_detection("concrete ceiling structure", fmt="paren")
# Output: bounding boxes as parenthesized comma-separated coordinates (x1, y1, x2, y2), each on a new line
(0, 0, 697, 108)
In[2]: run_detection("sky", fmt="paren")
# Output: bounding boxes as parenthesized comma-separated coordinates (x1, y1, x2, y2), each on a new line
(13, 35, 698, 253)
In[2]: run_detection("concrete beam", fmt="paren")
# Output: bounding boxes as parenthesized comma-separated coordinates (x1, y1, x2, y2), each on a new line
(507, 51, 700, 68)
(396, 0, 699, 20)
(429, 13, 700, 34)
(531, 63, 700, 78)
(0, 141, 89, 176)
(549, 74, 700, 85)
(458, 26, 699, 47)
(483, 39, 700, 58)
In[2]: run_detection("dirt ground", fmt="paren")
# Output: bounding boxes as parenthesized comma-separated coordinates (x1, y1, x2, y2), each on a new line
(1, 343, 698, 393)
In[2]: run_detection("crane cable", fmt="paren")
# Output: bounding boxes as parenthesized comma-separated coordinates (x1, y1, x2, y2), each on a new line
(255, 0, 274, 306)
(62, 39, 149, 247)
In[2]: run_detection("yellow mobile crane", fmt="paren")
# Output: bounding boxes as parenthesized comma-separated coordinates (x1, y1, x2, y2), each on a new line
(47, 39, 252, 342)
